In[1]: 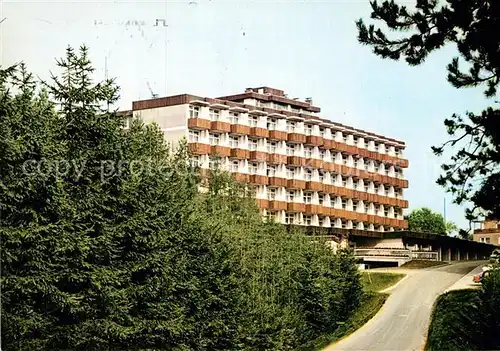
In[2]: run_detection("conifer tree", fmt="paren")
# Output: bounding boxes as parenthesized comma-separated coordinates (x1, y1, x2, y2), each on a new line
(356, 0, 500, 221)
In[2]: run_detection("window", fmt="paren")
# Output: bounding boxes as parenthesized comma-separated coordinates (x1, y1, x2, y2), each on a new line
(286, 121, 296, 132)
(318, 217, 324, 226)
(364, 162, 369, 171)
(353, 136, 358, 144)
(364, 184, 369, 192)
(304, 192, 312, 204)
(267, 165, 276, 177)
(209, 109, 220, 121)
(229, 136, 239, 148)
(189, 105, 200, 118)
(268, 211, 276, 222)
(304, 147, 312, 158)
(286, 167, 295, 179)
(267, 141, 277, 153)
(341, 199, 347, 209)
(189, 156, 200, 167)
(285, 213, 295, 224)
(305, 124, 313, 135)
(267, 118, 277, 130)
(342, 177, 347, 187)
(286, 190, 295, 202)
(384, 208, 389, 217)
(249, 163, 258, 175)
(267, 187, 277, 200)
(305, 169, 313, 181)
(286, 144, 295, 156)
(330, 198, 336, 207)
(318, 171, 325, 182)
(249, 116, 258, 127)
(304, 215, 312, 226)
(189, 130, 200, 142)
(229, 112, 239, 124)
(318, 193, 325, 205)
(319, 127, 325, 137)
(343, 135, 348, 143)
(353, 158, 358, 168)
(249, 138, 258, 151)
(230, 160, 239, 172)
(319, 149, 325, 160)
(342, 220, 347, 229)
(209, 133, 220, 145)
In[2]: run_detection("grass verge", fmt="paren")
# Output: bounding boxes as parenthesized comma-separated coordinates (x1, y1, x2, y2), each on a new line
(425, 289, 481, 351)
(400, 260, 448, 269)
(361, 272, 406, 292)
(296, 292, 388, 351)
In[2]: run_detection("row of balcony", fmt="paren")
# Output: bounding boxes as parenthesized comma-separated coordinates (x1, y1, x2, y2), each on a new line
(188, 118, 409, 168)
(223, 173, 409, 208)
(255, 199, 408, 229)
(190, 143, 409, 189)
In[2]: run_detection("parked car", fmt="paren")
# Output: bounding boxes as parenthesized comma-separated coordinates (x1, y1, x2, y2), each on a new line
(490, 248, 500, 264)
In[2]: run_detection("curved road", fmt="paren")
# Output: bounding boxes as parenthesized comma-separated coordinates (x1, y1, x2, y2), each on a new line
(324, 261, 486, 351)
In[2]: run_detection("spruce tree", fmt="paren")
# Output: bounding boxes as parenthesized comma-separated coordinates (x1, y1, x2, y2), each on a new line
(356, 0, 500, 221)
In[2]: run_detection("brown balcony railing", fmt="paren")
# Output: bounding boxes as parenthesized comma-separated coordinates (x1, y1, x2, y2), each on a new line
(188, 118, 211, 130)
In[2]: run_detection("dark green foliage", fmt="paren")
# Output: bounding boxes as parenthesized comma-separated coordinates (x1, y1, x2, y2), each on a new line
(425, 269, 500, 350)
(356, 0, 500, 220)
(1, 47, 364, 350)
(297, 292, 388, 351)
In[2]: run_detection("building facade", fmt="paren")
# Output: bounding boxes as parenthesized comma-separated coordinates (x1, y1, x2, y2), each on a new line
(473, 218, 500, 245)
(124, 86, 410, 231)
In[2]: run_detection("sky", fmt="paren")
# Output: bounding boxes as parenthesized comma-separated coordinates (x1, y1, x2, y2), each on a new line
(1, 0, 492, 230)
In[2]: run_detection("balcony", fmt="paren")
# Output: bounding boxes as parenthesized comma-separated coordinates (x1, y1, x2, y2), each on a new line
(288, 156, 306, 167)
(249, 174, 268, 185)
(267, 154, 287, 164)
(188, 118, 211, 130)
(268, 130, 288, 141)
(188, 142, 211, 155)
(249, 151, 267, 161)
(305, 204, 321, 214)
(249, 127, 269, 138)
(287, 179, 306, 189)
(211, 145, 231, 157)
(230, 148, 250, 159)
(269, 177, 287, 187)
(256, 199, 269, 209)
(210, 121, 231, 133)
(305, 135, 324, 146)
(232, 173, 250, 183)
(269, 200, 287, 211)
(287, 133, 307, 143)
(230, 124, 250, 135)
(319, 205, 331, 216)
(288, 202, 306, 213)
(305, 181, 324, 192)
(307, 158, 323, 169)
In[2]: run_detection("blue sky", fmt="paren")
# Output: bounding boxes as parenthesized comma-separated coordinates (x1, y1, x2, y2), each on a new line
(2, 0, 491, 229)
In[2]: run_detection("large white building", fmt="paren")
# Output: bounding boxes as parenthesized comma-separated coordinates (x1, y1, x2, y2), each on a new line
(121, 86, 410, 231)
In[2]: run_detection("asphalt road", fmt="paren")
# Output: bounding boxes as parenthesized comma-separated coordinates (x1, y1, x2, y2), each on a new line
(324, 261, 487, 351)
